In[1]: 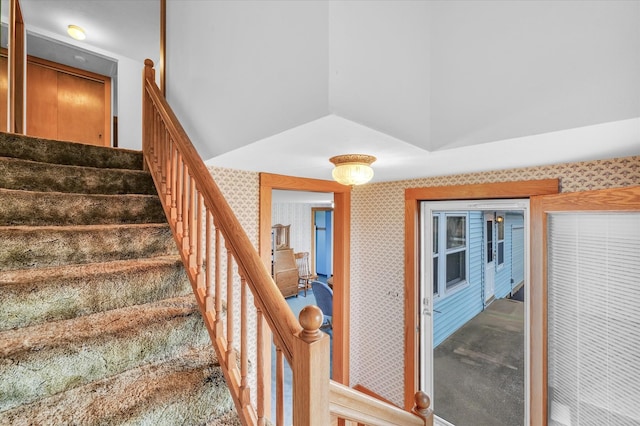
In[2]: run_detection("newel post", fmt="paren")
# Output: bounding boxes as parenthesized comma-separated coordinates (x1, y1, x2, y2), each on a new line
(292, 305, 330, 425)
(413, 391, 434, 426)
(142, 59, 155, 171)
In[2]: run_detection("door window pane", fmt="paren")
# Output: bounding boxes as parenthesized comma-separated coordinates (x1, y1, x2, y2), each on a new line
(486, 220, 494, 263)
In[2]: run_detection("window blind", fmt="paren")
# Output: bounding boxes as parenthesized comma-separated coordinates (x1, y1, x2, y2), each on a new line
(547, 213, 640, 426)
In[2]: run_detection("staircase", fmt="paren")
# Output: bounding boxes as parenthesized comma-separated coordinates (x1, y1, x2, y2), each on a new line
(0, 133, 240, 425)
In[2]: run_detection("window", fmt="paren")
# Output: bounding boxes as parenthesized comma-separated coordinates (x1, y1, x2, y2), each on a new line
(433, 213, 469, 297)
(496, 215, 505, 267)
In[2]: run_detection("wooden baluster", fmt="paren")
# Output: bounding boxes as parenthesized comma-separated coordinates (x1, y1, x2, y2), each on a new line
(189, 179, 197, 269)
(153, 111, 159, 171)
(226, 248, 235, 369)
(196, 193, 204, 291)
(215, 227, 223, 336)
(256, 308, 266, 426)
(175, 152, 184, 238)
(413, 391, 433, 426)
(169, 144, 177, 222)
(239, 276, 250, 405)
(205, 211, 214, 310)
(164, 134, 172, 208)
(160, 128, 168, 194)
(182, 166, 190, 251)
(293, 305, 330, 426)
(276, 347, 284, 426)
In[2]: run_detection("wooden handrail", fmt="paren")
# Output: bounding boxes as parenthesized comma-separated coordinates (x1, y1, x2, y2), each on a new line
(329, 382, 433, 426)
(142, 58, 432, 426)
(143, 59, 301, 360)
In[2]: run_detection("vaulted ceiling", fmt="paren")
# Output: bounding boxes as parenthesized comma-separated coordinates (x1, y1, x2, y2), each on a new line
(13, 1, 640, 182)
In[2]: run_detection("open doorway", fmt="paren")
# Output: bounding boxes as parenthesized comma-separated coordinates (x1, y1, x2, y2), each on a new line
(402, 179, 559, 419)
(259, 172, 351, 384)
(420, 201, 529, 426)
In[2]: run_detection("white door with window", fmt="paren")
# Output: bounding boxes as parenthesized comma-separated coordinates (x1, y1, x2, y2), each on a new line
(484, 213, 496, 303)
(420, 199, 530, 424)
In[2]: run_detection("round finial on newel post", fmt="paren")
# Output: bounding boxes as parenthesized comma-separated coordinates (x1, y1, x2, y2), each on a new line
(298, 305, 324, 342)
(413, 391, 432, 419)
(144, 59, 155, 80)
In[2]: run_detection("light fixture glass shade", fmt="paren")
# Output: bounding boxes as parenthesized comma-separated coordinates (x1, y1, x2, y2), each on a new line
(67, 25, 86, 40)
(329, 154, 376, 186)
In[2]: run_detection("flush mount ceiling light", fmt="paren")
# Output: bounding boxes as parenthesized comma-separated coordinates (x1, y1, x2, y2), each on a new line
(329, 154, 376, 186)
(67, 25, 86, 41)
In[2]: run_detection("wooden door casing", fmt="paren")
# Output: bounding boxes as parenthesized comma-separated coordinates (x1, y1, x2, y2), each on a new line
(530, 185, 640, 426)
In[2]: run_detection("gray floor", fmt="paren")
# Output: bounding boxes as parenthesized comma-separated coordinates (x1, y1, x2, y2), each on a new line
(434, 298, 525, 426)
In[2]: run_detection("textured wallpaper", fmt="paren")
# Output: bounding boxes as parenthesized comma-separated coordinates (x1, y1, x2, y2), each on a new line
(349, 155, 640, 406)
(207, 166, 260, 406)
(209, 155, 640, 408)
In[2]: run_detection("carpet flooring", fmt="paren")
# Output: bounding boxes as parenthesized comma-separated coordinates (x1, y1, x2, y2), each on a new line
(0, 133, 238, 425)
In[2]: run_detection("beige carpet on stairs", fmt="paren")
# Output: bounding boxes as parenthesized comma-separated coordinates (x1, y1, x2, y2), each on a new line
(0, 133, 239, 425)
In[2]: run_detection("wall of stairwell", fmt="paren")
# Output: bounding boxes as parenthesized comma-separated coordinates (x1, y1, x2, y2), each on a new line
(350, 155, 640, 406)
(207, 155, 640, 408)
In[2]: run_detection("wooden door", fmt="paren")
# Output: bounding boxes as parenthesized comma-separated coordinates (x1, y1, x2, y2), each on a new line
(26, 57, 111, 146)
(0, 54, 7, 132)
(530, 185, 640, 425)
(26, 61, 58, 139)
(57, 72, 106, 145)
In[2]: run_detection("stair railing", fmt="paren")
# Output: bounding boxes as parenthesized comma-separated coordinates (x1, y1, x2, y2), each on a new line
(142, 59, 433, 426)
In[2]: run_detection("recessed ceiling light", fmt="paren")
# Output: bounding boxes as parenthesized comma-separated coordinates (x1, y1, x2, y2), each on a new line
(67, 25, 86, 41)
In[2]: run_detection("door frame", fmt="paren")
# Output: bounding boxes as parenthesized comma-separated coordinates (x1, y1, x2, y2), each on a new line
(403, 179, 559, 413)
(259, 172, 351, 385)
(530, 185, 640, 425)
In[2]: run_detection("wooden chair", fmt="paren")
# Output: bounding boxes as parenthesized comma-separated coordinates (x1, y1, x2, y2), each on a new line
(294, 252, 317, 297)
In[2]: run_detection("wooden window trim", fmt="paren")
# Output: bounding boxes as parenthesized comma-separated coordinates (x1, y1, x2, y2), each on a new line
(403, 179, 559, 415)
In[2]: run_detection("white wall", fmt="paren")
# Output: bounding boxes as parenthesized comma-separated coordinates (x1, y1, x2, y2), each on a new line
(115, 56, 144, 150)
(329, 1, 431, 148)
(166, 0, 329, 159)
(429, 0, 640, 150)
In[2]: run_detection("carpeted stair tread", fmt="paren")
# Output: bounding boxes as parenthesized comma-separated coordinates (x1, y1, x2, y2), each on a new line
(0, 346, 237, 425)
(0, 133, 235, 424)
(0, 223, 177, 270)
(0, 132, 143, 170)
(0, 294, 202, 359)
(0, 296, 213, 411)
(0, 156, 156, 195)
(0, 188, 166, 226)
(0, 255, 191, 330)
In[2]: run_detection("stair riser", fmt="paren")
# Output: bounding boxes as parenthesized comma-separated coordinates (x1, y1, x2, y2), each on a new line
(0, 189, 166, 226)
(0, 157, 156, 195)
(0, 307, 210, 412)
(0, 132, 143, 170)
(0, 261, 191, 331)
(0, 225, 177, 270)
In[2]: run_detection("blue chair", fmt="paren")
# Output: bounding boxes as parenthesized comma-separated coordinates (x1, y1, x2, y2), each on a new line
(311, 280, 333, 329)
